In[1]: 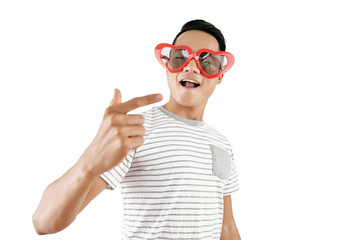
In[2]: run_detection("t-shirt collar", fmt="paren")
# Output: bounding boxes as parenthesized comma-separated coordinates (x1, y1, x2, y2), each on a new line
(158, 106, 205, 127)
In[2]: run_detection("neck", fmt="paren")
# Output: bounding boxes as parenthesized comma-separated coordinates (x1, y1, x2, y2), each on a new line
(163, 98, 207, 121)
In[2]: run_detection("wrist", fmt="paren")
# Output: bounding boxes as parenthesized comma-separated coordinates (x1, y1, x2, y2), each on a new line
(77, 150, 103, 179)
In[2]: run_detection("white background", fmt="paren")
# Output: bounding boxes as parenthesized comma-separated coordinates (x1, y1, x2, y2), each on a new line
(0, 0, 359, 239)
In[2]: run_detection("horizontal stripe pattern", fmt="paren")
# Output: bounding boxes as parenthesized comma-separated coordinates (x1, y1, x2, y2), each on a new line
(100, 106, 239, 239)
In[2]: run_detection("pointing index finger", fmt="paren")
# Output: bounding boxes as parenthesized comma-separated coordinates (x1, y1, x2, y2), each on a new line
(110, 93, 163, 114)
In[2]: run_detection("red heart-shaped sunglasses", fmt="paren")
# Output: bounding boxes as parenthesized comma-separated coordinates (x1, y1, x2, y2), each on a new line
(155, 43, 235, 78)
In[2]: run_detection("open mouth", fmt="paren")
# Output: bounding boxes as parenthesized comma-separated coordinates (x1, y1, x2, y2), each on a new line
(180, 79, 200, 88)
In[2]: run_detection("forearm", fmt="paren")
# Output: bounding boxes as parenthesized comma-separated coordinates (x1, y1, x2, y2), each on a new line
(220, 221, 241, 240)
(32, 157, 98, 234)
(220, 226, 241, 240)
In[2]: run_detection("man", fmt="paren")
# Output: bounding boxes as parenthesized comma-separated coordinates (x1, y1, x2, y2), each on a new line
(33, 19, 241, 239)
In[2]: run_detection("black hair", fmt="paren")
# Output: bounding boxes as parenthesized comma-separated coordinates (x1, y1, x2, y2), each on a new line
(172, 19, 226, 51)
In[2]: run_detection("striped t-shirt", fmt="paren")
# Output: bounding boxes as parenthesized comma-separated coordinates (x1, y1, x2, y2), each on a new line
(101, 106, 240, 240)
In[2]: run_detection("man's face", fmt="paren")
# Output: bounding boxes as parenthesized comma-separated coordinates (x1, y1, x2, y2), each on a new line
(166, 30, 223, 108)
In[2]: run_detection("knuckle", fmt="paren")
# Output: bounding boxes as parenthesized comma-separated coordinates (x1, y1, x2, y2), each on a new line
(116, 126, 126, 136)
(109, 127, 119, 138)
(139, 115, 145, 124)
(123, 115, 133, 124)
(110, 114, 125, 126)
(110, 114, 118, 125)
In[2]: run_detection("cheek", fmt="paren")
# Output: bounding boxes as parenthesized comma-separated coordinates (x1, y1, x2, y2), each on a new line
(203, 78, 218, 90)
(166, 71, 177, 84)
(199, 79, 218, 98)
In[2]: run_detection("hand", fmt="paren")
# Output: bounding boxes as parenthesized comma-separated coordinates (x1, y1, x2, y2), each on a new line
(81, 88, 162, 175)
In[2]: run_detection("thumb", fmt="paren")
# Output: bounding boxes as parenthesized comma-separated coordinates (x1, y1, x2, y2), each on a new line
(109, 88, 122, 106)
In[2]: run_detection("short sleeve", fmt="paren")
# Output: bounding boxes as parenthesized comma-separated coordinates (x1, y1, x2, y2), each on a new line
(223, 148, 240, 196)
(100, 149, 135, 190)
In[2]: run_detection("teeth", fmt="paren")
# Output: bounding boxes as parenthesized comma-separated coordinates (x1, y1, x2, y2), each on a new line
(182, 79, 199, 84)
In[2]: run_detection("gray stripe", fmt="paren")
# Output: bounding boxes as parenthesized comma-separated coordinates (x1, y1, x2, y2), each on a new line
(123, 201, 222, 205)
(145, 129, 225, 144)
(226, 172, 239, 184)
(113, 166, 124, 178)
(100, 174, 116, 189)
(122, 189, 223, 195)
(130, 159, 211, 170)
(121, 183, 222, 189)
(146, 134, 216, 144)
(142, 139, 211, 150)
(144, 111, 164, 118)
(132, 154, 211, 164)
(124, 213, 222, 218)
(121, 177, 220, 184)
(136, 148, 210, 159)
(224, 184, 240, 194)
(108, 171, 121, 184)
(124, 207, 222, 211)
(124, 171, 214, 178)
(146, 124, 210, 136)
(122, 225, 219, 236)
(123, 156, 131, 168)
(124, 227, 221, 234)
(123, 232, 215, 240)
(140, 141, 210, 151)
(124, 222, 221, 228)
(124, 221, 223, 227)
(129, 165, 211, 173)
(145, 119, 174, 128)
(123, 195, 223, 200)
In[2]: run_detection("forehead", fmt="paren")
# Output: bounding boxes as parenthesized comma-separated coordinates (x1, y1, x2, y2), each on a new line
(174, 30, 220, 52)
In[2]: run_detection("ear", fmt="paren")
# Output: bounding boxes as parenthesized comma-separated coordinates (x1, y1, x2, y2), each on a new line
(217, 74, 224, 85)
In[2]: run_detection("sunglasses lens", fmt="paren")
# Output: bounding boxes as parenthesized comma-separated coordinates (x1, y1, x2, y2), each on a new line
(160, 47, 189, 71)
(199, 52, 228, 76)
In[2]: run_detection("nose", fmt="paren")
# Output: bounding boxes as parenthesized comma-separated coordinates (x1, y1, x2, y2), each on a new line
(183, 59, 200, 74)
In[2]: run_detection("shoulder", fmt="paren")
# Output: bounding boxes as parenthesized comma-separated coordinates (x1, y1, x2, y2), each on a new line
(204, 123, 231, 143)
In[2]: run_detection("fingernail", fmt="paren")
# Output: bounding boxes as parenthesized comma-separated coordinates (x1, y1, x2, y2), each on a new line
(155, 94, 163, 101)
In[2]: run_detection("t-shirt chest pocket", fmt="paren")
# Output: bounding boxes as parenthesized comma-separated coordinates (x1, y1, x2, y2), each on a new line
(210, 144, 232, 180)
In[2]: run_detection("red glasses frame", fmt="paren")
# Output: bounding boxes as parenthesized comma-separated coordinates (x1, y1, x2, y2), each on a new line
(155, 43, 235, 78)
